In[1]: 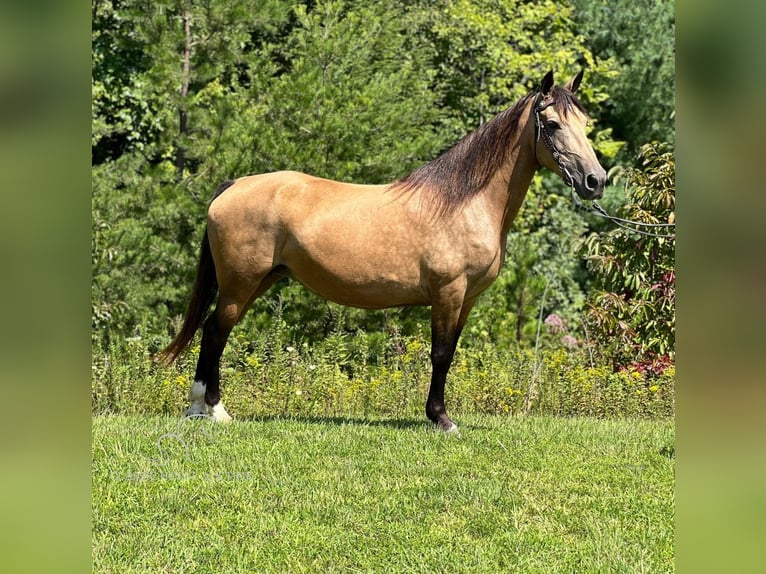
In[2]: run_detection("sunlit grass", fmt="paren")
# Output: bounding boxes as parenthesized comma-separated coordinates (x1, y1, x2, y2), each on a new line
(93, 414, 674, 573)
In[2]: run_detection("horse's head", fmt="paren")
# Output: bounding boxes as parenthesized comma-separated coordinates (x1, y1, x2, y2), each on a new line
(533, 70, 606, 199)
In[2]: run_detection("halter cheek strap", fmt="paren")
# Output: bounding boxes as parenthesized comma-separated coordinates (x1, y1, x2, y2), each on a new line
(533, 95, 574, 188)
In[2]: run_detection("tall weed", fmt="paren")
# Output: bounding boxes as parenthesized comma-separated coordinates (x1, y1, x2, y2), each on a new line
(92, 320, 674, 420)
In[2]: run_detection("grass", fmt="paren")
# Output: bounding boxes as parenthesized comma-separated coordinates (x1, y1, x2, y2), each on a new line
(92, 414, 674, 573)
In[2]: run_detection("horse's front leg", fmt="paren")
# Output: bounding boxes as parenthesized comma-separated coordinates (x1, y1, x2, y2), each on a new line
(426, 290, 476, 433)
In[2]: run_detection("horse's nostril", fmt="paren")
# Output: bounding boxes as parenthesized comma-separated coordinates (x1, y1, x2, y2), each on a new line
(585, 173, 600, 191)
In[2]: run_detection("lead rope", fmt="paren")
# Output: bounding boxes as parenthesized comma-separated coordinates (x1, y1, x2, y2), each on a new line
(571, 190, 676, 240)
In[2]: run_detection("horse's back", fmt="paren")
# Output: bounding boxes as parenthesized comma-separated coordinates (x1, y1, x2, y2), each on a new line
(204, 171, 433, 307)
(210, 170, 389, 218)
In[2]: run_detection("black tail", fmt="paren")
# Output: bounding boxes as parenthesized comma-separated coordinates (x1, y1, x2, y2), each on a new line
(157, 181, 234, 364)
(158, 228, 218, 364)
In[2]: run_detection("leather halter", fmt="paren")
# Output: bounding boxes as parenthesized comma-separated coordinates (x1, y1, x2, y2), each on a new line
(533, 95, 574, 187)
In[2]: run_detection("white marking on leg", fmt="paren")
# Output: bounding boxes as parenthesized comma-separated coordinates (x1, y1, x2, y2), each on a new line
(185, 380, 207, 418)
(210, 401, 233, 423)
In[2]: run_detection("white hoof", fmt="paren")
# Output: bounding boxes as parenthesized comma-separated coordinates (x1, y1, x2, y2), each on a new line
(436, 419, 459, 434)
(210, 402, 233, 423)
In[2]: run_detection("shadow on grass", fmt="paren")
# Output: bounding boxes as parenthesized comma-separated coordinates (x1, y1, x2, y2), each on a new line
(235, 414, 491, 431)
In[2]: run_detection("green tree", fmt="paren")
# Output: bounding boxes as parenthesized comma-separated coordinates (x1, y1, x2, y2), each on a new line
(569, 0, 675, 160)
(92, 0, 293, 171)
(225, 0, 446, 182)
(92, 0, 294, 347)
(426, 0, 618, 145)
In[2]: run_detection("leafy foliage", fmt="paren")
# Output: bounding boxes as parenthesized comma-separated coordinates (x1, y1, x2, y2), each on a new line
(569, 0, 675, 160)
(579, 143, 675, 367)
(427, 0, 619, 156)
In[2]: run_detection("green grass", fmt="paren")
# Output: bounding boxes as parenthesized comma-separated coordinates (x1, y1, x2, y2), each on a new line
(93, 414, 674, 573)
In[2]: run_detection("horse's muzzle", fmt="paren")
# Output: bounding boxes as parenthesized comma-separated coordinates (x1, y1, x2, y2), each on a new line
(579, 168, 606, 199)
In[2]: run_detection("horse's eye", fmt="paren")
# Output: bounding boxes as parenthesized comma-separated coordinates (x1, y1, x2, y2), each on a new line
(547, 120, 560, 131)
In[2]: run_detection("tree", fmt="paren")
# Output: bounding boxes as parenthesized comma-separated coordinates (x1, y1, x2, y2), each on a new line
(426, 0, 618, 143)
(229, 0, 446, 182)
(92, 0, 294, 171)
(92, 0, 295, 346)
(569, 0, 675, 160)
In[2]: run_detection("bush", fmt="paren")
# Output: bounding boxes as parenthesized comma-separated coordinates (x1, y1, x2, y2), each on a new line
(578, 142, 675, 368)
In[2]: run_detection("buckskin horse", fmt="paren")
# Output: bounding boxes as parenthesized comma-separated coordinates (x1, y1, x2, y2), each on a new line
(159, 70, 606, 432)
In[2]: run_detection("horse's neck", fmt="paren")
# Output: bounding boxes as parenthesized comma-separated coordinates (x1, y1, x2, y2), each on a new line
(480, 109, 538, 238)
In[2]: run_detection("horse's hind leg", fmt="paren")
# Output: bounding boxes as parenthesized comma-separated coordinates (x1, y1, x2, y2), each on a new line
(187, 296, 241, 421)
(187, 267, 287, 421)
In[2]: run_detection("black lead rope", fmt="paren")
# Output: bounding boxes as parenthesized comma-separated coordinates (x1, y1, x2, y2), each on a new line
(571, 191, 676, 240)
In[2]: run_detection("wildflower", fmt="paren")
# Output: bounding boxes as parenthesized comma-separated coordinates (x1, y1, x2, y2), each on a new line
(561, 335, 579, 348)
(544, 313, 566, 333)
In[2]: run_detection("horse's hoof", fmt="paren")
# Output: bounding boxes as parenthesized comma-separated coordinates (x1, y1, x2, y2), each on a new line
(184, 404, 207, 419)
(210, 402, 233, 423)
(437, 420, 459, 434)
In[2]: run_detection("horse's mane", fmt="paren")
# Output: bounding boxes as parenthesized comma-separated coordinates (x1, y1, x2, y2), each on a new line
(392, 87, 585, 215)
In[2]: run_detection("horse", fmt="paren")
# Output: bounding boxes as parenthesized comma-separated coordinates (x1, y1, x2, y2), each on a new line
(159, 70, 606, 432)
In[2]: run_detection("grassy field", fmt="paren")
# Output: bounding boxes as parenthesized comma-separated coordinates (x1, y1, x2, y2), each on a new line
(92, 414, 674, 573)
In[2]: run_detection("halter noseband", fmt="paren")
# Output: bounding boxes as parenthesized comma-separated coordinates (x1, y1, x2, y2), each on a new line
(533, 94, 574, 187)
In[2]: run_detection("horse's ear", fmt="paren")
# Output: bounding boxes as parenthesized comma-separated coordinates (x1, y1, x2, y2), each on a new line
(540, 71, 554, 96)
(566, 70, 584, 94)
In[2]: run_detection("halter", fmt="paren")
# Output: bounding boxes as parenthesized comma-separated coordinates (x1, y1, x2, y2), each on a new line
(533, 93, 676, 240)
(533, 94, 574, 187)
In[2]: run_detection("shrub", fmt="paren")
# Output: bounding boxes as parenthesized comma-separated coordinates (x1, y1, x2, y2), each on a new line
(578, 142, 675, 368)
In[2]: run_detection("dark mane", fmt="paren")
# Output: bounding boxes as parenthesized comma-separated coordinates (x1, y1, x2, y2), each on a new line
(391, 93, 536, 214)
(392, 87, 585, 215)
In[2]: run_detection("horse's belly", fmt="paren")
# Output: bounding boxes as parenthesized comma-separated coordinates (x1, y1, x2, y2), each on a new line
(286, 254, 428, 309)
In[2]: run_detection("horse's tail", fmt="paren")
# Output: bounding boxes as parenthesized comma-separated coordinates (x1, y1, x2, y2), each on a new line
(157, 180, 234, 365)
